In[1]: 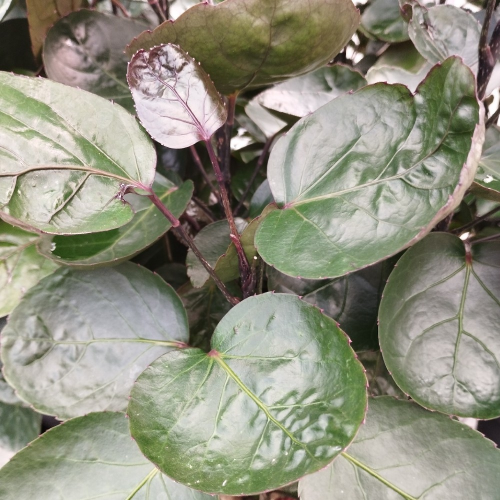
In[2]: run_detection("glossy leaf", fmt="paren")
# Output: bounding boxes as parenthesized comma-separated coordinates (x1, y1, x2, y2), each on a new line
(127, 43, 227, 149)
(186, 218, 247, 288)
(128, 293, 367, 495)
(43, 10, 148, 113)
(0, 72, 156, 234)
(26, 0, 85, 61)
(0, 361, 22, 407)
(255, 58, 483, 279)
(0, 401, 41, 468)
(1, 263, 189, 419)
(37, 176, 193, 268)
(245, 99, 288, 139)
(257, 65, 366, 118)
(0, 0, 12, 21)
(267, 258, 396, 351)
(126, 0, 360, 95)
(361, 0, 408, 43)
(299, 397, 500, 499)
(0, 412, 213, 499)
(379, 233, 500, 419)
(366, 61, 432, 93)
(0, 221, 58, 317)
(474, 134, 500, 201)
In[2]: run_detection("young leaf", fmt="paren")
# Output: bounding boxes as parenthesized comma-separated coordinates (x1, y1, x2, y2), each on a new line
(26, 0, 85, 62)
(1, 263, 189, 419)
(0, 73, 156, 234)
(43, 10, 148, 113)
(126, 0, 360, 95)
(128, 293, 367, 496)
(255, 57, 483, 279)
(267, 257, 397, 351)
(127, 43, 227, 149)
(37, 176, 193, 268)
(379, 233, 500, 419)
(0, 412, 213, 499)
(299, 397, 500, 499)
(0, 401, 41, 468)
(257, 65, 367, 118)
(361, 0, 409, 43)
(0, 220, 58, 318)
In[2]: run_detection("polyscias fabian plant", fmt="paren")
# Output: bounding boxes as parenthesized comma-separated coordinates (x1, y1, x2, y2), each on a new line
(0, 0, 500, 498)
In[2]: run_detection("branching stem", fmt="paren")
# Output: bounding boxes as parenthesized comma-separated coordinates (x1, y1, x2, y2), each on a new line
(148, 191, 240, 306)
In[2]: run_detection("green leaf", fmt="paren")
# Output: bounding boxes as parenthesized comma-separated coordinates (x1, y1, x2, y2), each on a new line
(379, 232, 500, 419)
(267, 258, 397, 351)
(249, 180, 274, 219)
(244, 99, 288, 139)
(186, 218, 247, 288)
(361, 0, 409, 43)
(37, 175, 193, 268)
(126, 0, 360, 95)
(1, 263, 189, 419)
(0, 412, 214, 499)
(0, 0, 13, 21)
(128, 293, 367, 496)
(257, 65, 366, 118)
(0, 401, 41, 468)
(255, 57, 483, 279)
(366, 61, 432, 93)
(0, 220, 58, 318)
(0, 72, 156, 234)
(179, 281, 237, 352)
(43, 10, 148, 113)
(26, 0, 86, 62)
(299, 397, 500, 500)
(127, 43, 227, 149)
(474, 135, 500, 202)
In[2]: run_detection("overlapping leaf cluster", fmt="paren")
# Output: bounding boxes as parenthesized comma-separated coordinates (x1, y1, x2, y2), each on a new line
(0, 0, 500, 498)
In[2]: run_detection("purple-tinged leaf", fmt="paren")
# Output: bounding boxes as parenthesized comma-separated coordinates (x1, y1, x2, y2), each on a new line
(127, 43, 227, 149)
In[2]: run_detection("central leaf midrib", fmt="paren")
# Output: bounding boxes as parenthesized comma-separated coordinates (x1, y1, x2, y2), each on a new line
(341, 452, 418, 500)
(213, 354, 318, 462)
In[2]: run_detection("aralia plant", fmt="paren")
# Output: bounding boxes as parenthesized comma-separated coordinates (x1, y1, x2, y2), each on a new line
(0, 0, 500, 498)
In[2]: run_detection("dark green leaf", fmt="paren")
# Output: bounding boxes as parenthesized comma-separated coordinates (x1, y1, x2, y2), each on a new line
(258, 65, 366, 118)
(127, 43, 227, 149)
(1, 263, 189, 419)
(179, 281, 237, 352)
(26, 0, 86, 61)
(0, 19, 37, 73)
(267, 258, 396, 351)
(244, 99, 288, 139)
(474, 134, 500, 202)
(128, 293, 367, 495)
(379, 233, 500, 418)
(43, 10, 148, 113)
(299, 397, 500, 499)
(126, 0, 360, 95)
(0, 401, 41, 468)
(358, 352, 405, 398)
(37, 175, 193, 268)
(255, 58, 483, 279)
(248, 180, 274, 219)
(361, 0, 408, 43)
(0, 72, 156, 234)
(186, 218, 247, 288)
(0, 220, 58, 318)
(0, 412, 213, 499)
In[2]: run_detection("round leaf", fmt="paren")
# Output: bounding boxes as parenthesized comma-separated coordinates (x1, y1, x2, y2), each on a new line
(255, 57, 483, 279)
(43, 10, 148, 113)
(299, 397, 500, 499)
(127, 43, 227, 149)
(361, 0, 409, 43)
(1, 263, 189, 419)
(379, 233, 500, 419)
(0, 220, 58, 317)
(37, 176, 193, 268)
(0, 72, 156, 234)
(0, 412, 213, 499)
(126, 0, 360, 95)
(128, 293, 367, 496)
(257, 65, 367, 118)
